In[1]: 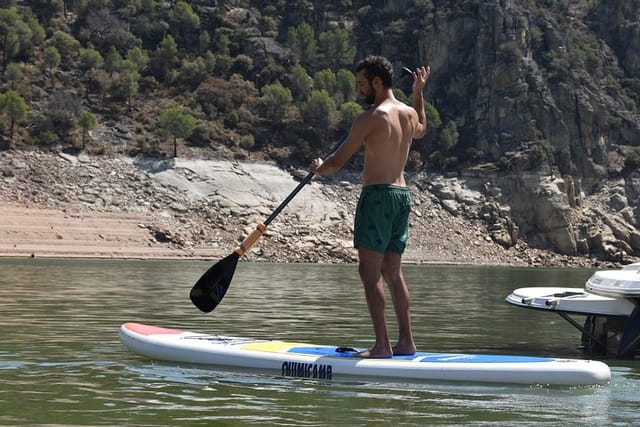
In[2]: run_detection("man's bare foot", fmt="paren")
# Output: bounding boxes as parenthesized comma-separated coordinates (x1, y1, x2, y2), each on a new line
(392, 342, 417, 356)
(355, 346, 393, 358)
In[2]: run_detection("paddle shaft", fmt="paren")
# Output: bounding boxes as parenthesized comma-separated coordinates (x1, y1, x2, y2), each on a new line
(265, 139, 345, 226)
(234, 134, 345, 256)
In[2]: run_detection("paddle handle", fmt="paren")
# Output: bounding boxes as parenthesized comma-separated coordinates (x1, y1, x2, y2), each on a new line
(235, 223, 267, 256)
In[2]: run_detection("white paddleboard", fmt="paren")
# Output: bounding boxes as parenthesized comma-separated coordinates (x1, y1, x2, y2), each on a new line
(119, 323, 610, 386)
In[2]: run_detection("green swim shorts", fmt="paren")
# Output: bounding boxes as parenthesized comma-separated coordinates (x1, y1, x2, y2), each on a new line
(353, 184, 411, 254)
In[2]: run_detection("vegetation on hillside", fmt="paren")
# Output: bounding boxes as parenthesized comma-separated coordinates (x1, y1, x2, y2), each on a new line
(0, 0, 445, 169)
(0, 0, 638, 176)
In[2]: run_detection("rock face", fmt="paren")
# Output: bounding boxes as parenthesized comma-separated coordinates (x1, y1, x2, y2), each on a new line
(409, 0, 640, 174)
(460, 164, 640, 262)
(591, 0, 640, 78)
(350, 0, 640, 261)
(1, 150, 637, 268)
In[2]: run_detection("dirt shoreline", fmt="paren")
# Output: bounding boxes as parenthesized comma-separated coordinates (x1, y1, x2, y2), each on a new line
(0, 204, 484, 263)
(0, 202, 605, 269)
(0, 204, 223, 260)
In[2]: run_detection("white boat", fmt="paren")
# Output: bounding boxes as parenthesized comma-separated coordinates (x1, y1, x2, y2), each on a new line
(506, 262, 640, 358)
(506, 286, 635, 316)
(585, 263, 640, 297)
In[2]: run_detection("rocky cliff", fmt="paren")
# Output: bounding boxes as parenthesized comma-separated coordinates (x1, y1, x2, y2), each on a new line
(355, 0, 640, 260)
(1, 149, 636, 268)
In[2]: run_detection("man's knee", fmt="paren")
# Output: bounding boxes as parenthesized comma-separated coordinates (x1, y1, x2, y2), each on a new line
(381, 255, 401, 277)
(358, 261, 380, 286)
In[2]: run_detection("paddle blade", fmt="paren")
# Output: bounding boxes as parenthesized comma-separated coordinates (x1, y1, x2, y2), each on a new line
(190, 252, 240, 313)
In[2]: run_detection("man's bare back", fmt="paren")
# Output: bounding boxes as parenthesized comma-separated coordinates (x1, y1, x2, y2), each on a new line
(312, 66, 427, 182)
(359, 98, 421, 187)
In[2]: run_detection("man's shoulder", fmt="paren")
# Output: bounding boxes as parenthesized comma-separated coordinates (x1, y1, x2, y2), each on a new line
(370, 100, 416, 119)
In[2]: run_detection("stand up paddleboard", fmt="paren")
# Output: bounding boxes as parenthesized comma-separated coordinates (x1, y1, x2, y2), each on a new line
(119, 323, 610, 386)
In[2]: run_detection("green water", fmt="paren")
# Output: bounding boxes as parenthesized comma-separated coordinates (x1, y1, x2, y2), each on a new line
(0, 258, 638, 426)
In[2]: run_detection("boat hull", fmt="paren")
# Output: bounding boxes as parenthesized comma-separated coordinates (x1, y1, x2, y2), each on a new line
(506, 286, 636, 316)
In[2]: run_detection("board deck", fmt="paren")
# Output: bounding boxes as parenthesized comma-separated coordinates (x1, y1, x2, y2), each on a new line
(119, 323, 610, 386)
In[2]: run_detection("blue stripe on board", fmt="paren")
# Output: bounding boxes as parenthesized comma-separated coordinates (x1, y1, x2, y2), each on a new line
(287, 346, 555, 363)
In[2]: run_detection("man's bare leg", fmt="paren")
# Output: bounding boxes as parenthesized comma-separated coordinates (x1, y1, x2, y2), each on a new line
(357, 246, 393, 358)
(382, 251, 416, 355)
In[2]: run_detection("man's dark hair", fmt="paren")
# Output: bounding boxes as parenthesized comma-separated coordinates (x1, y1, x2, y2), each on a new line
(355, 55, 393, 88)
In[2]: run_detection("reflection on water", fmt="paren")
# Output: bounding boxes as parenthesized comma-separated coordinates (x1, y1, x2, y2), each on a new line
(0, 258, 637, 425)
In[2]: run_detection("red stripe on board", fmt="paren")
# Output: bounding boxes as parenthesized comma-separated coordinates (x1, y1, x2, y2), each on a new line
(124, 322, 184, 336)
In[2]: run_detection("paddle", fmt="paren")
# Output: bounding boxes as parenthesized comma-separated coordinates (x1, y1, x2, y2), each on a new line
(190, 66, 415, 313)
(189, 137, 345, 313)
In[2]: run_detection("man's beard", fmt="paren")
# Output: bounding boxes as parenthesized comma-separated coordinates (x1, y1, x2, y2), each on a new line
(362, 88, 375, 105)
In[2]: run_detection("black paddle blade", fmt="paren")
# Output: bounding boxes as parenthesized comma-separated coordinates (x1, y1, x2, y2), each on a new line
(190, 252, 240, 313)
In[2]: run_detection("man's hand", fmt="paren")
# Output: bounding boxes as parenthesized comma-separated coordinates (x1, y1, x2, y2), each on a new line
(310, 157, 324, 174)
(411, 66, 430, 94)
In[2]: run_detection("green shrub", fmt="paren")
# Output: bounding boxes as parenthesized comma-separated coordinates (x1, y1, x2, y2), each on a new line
(497, 156, 512, 172)
(239, 134, 255, 151)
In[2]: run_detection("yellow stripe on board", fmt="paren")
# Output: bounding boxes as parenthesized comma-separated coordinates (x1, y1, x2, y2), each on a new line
(240, 341, 309, 353)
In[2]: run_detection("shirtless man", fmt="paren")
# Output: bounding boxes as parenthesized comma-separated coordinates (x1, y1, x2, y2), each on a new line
(311, 55, 430, 358)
